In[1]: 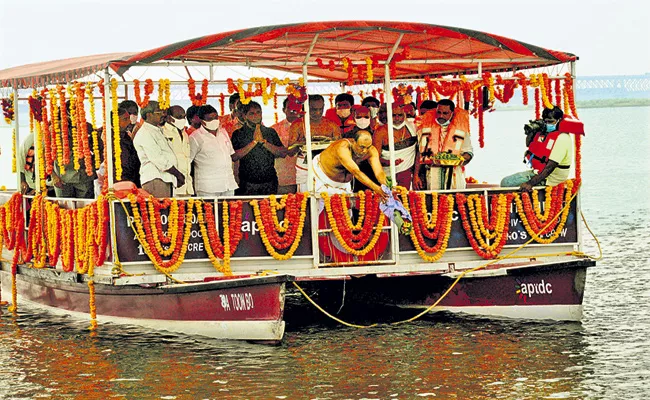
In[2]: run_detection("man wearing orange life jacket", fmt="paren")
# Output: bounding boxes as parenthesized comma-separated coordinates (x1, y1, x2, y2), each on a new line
(414, 99, 473, 190)
(501, 106, 577, 191)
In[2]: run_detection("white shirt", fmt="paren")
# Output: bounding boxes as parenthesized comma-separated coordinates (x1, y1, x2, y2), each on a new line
(162, 123, 194, 195)
(189, 126, 238, 194)
(133, 122, 178, 187)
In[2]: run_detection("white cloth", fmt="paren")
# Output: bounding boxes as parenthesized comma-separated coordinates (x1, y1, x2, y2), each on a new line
(381, 124, 417, 175)
(312, 154, 351, 195)
(133, 122, 178, 187)
(162, 123, 194, 195)
(196, 189, 235, 198)
(426, 125, 474, 190)
(189, 126, 238, 194)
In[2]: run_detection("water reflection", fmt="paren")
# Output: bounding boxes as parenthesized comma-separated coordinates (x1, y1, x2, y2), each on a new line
(1, 307, 597, 399)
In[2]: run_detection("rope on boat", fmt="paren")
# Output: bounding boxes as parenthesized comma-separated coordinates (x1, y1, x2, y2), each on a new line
(290, 183, 603, 328)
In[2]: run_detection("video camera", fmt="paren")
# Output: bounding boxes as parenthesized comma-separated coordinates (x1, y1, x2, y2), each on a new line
(523, 119, 545, 136)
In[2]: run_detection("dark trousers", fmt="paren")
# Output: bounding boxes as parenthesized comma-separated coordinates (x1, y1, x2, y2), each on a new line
(237, 179, 279, 196)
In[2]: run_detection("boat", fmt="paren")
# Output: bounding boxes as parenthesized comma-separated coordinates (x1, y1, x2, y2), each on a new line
(0, 21, 598, 343)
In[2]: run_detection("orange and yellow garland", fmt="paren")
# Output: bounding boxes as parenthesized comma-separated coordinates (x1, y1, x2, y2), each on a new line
(250, 193, 309, 260)
(321, 191, 386, 257)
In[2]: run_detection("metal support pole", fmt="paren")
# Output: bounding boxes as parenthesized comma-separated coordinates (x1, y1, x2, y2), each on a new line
(103, 69, 115, 191)
(13, 88, 21, 192)
(385, 34, 403, 266)
(302, 34, 320, 269)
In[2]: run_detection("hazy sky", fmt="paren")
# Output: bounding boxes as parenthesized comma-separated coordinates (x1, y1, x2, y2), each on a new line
(0, 0, 648, 77)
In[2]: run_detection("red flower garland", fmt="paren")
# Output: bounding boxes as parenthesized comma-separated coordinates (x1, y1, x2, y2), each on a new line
(407, 191, 454, 254)
(202, 200, 243, 258)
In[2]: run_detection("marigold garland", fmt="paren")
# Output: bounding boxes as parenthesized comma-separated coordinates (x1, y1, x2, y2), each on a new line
(196, 199, 243, 275)
(398, 187, 454, 262)
(322, 191, 385, 256)
(69, 88, 81, 171)
(128, 194, 193, 274)
(514, 180, 576, 244)
(457, 192, 513, 259)
(57, 85, 71, 165)
(134, 79, 154, 108)
(188, 79, 209, 106)
(87, 82, 102, 169)
(219, 93, 225, 116)
(110, 78, 123, 181)
(250, 193, 308, 260)
(158, 79, 171, 110)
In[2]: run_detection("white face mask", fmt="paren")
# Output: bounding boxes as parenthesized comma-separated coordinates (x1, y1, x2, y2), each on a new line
(129, 115, 138, 124)
(355, 117, 370, 129)
(393, 121, 406, 129)
(368, 107, 379, 118)
(203, 119, 220, 131)
(436, 113, 453, 127)
(172, 117, 186, 130)
(337, 108, 351, 119)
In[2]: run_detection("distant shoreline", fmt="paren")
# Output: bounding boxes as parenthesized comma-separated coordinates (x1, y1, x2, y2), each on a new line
(498, 99, 650, 111)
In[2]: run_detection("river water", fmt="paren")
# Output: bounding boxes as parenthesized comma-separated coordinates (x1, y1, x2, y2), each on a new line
(1, 106, 649, 399)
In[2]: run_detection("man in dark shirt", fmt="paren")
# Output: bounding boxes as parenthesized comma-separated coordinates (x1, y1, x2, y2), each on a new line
(115, 104, 142, 187)
(231, 101, 287, 195)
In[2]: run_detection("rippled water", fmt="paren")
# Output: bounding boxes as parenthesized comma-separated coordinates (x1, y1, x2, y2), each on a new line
(1, 107, 649, 399)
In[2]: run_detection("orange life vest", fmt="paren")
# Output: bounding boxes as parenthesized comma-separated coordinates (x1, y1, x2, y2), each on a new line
(524, 116, 584, 172)
(418, 108, 470, 156)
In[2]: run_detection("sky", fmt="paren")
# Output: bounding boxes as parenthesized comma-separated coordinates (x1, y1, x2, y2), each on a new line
(0, 0, 648, 77)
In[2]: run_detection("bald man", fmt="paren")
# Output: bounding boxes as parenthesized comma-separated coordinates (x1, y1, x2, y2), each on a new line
(312, 130, 388, 201)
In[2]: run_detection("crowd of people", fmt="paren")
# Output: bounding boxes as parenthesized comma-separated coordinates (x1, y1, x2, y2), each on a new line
(18, 90, 574, 200)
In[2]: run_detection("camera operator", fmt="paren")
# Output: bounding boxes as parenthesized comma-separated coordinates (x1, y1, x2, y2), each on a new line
(501, 106, 573, 191)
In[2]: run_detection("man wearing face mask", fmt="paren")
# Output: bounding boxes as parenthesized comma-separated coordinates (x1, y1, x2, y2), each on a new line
(189, 105, 238, 197)
(362, 96, 381, 130)
(373, 104, 419, 189)
(133, 101, 185, 198)
(288, 94, 340, 193)
(162, 105, 193, 196)
(324, 93, 356, 136)
(232, 101, 287, 195)
(501, 106, 576, 191)
(415, 99, 473, 190)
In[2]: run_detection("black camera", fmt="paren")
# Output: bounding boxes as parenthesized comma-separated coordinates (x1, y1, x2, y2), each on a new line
(524, 119, 545, 136)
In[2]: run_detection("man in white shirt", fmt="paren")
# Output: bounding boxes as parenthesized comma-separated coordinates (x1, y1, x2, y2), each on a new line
(189, 105, 238, 197)
(162, 105, 194, 196)
(133, 101, 185, 198)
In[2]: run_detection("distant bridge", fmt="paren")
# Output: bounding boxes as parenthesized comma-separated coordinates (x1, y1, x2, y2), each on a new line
(575, 74, 650, 100)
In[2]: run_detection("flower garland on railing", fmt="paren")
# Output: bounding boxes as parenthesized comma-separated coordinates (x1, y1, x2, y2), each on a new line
(0, 193, 26, 314)
(456, 192, 513, 259)
(110, 78, 123, 181)
(250, 193, 308, 261)
(134, 79, 154, 108)
(322, 191, 385, 256)
(398, 188, 454, 262)
(196, 199, 243, 274)
(127, 194, 194, 274)
(22, 195, 109, 274)
(513, 179, 576, 244)
(188, 79, 209, 106)
(158, 79, 171, 109)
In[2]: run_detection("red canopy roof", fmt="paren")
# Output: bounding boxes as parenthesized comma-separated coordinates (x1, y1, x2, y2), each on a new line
(0, 21, 577, 89)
